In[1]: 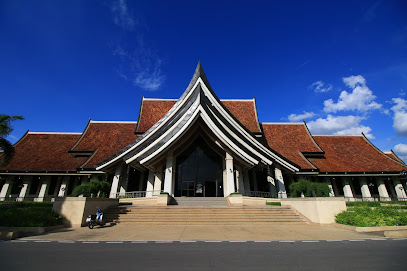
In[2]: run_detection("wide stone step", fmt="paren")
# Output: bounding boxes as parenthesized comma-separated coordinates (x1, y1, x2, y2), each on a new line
(107, 205, 307, 225)
(113, 221, 305, 226)
(171, 197, 229, 206)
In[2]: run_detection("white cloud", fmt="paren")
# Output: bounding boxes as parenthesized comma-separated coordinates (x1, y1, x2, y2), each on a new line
(309, 81, 332, 93)
(342, 75, 366, 88)
(323, 75, 382, 113)
(111, 0, 135, 30)
(394, 143, 407, 162)
(287, 112, 316, 122)
(391, 98, 407, 137)
(307, 114, 374, 139)
(110, 1, 165, 91)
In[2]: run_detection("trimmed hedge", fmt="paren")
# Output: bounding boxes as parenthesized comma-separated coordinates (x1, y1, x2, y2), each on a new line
(346, 201, 381, 207)
(289, 179, 330, 197)
(0, 203, 62, 227)
(266, 202, 281, 206)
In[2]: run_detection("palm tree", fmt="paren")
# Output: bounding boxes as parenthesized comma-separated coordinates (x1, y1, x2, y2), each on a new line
(0, 114, 24, 166)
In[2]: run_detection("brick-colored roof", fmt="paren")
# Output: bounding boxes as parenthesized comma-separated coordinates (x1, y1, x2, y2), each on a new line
(308, 135, 407, 172)
(70, 121, 139, 168)
(136, 98, 261, 133)
(0, 132, 86, 171)
(384, 151, 406, 165)
(262, 123, 322, 170)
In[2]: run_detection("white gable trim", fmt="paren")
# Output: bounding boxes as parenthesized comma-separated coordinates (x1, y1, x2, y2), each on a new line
(96, 79, 202, 170)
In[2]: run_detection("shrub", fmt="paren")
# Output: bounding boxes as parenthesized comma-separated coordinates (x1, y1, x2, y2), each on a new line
(346, 201, 380, 207)
(313, 182, 330, 197)
(266, 202, 281, 206)
(336, 205, 407, 227)
(73, 178, 110, 198)
(0, 205, 62, 227)
(289, 179, 330, 197)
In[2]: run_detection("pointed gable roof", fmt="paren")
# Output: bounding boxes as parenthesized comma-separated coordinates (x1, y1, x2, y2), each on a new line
(96, 62, 299, 172)
(69, 120, 138, 169)
(262, 122, 323, 170)
(136, 98, 261, 134)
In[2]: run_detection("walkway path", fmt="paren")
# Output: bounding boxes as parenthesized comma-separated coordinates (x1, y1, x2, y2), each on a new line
(19, 223, 382, 241)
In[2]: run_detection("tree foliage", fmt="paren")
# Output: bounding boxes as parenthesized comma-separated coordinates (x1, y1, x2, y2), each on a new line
(289, 179, 330, 197)
(0, 114, 24, 166)
(73, 178, 110, 198)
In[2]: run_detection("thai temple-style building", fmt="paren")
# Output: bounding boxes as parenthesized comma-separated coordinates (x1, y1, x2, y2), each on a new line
(1, 63, 407, 202)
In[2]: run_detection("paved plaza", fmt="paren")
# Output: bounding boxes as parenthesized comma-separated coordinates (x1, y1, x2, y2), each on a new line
(19, 223, 382, 241)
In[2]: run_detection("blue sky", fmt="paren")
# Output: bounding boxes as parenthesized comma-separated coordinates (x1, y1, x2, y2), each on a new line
(1, 0, 407, 161)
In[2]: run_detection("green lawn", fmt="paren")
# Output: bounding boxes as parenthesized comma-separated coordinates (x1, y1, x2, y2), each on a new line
(0, 201, 62, 227)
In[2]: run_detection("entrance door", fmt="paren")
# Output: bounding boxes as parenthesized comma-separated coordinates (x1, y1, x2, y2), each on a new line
(181, 181, 195, 197)
(175, 137, 223, 197)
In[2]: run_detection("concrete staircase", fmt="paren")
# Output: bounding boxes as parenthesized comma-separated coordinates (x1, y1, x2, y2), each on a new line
(170, 197, 229, 206)
(104, 205, 307, 225)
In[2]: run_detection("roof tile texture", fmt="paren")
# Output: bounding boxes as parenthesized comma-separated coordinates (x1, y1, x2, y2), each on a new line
(136, 99, 261, 133)
(262, 124, 322, 169)
(0, 133, 86, 171)
(308, 136, 407, 172)
(71, 122, 138, 168)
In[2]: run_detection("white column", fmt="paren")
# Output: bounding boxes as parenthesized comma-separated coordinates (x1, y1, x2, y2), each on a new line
(225, 152, 235, 196)
(275, 168, 287, 198)
(154, 166, 163, 196)
(268, 167, 277, 198)
(36, 176, 50, 202)
(324, 177, 335, 197)
(252, 171, 258, 191)
(58, 176, 69, 197)
(236, 166, 245, 194)
(0, 178, 12, 201)
(243, 170, 251, 194)
(146, 170, 155, 197)
(342, 177, 354, 201)
(110, 166, 122, 198)
(377, 178, 390, 201)
(393, 178, 407, 199)
(360, 177, 372, 200)
(222, 159, 228, 195)
(17, 176, 32, 201)
(164, 154, 175, 196)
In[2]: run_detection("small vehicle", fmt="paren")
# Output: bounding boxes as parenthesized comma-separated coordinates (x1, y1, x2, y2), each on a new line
(86, 209, 105, 229)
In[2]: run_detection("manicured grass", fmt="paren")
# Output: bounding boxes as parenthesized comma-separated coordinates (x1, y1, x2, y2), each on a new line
(266, 202, 281, 206)
(0, 202, 62, 227)
(336, 204, 407, 227)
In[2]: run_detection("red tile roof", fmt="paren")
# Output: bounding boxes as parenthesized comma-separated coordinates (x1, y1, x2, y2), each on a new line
(307, 135, 407, 172)
(0, 132, 86, 171)
(384, 151, 406, 165)
(70, 121, 138, 168)
(262, 123, 323, 170)
(222, 100, 261, 133)
(135, 98, 261, 133)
